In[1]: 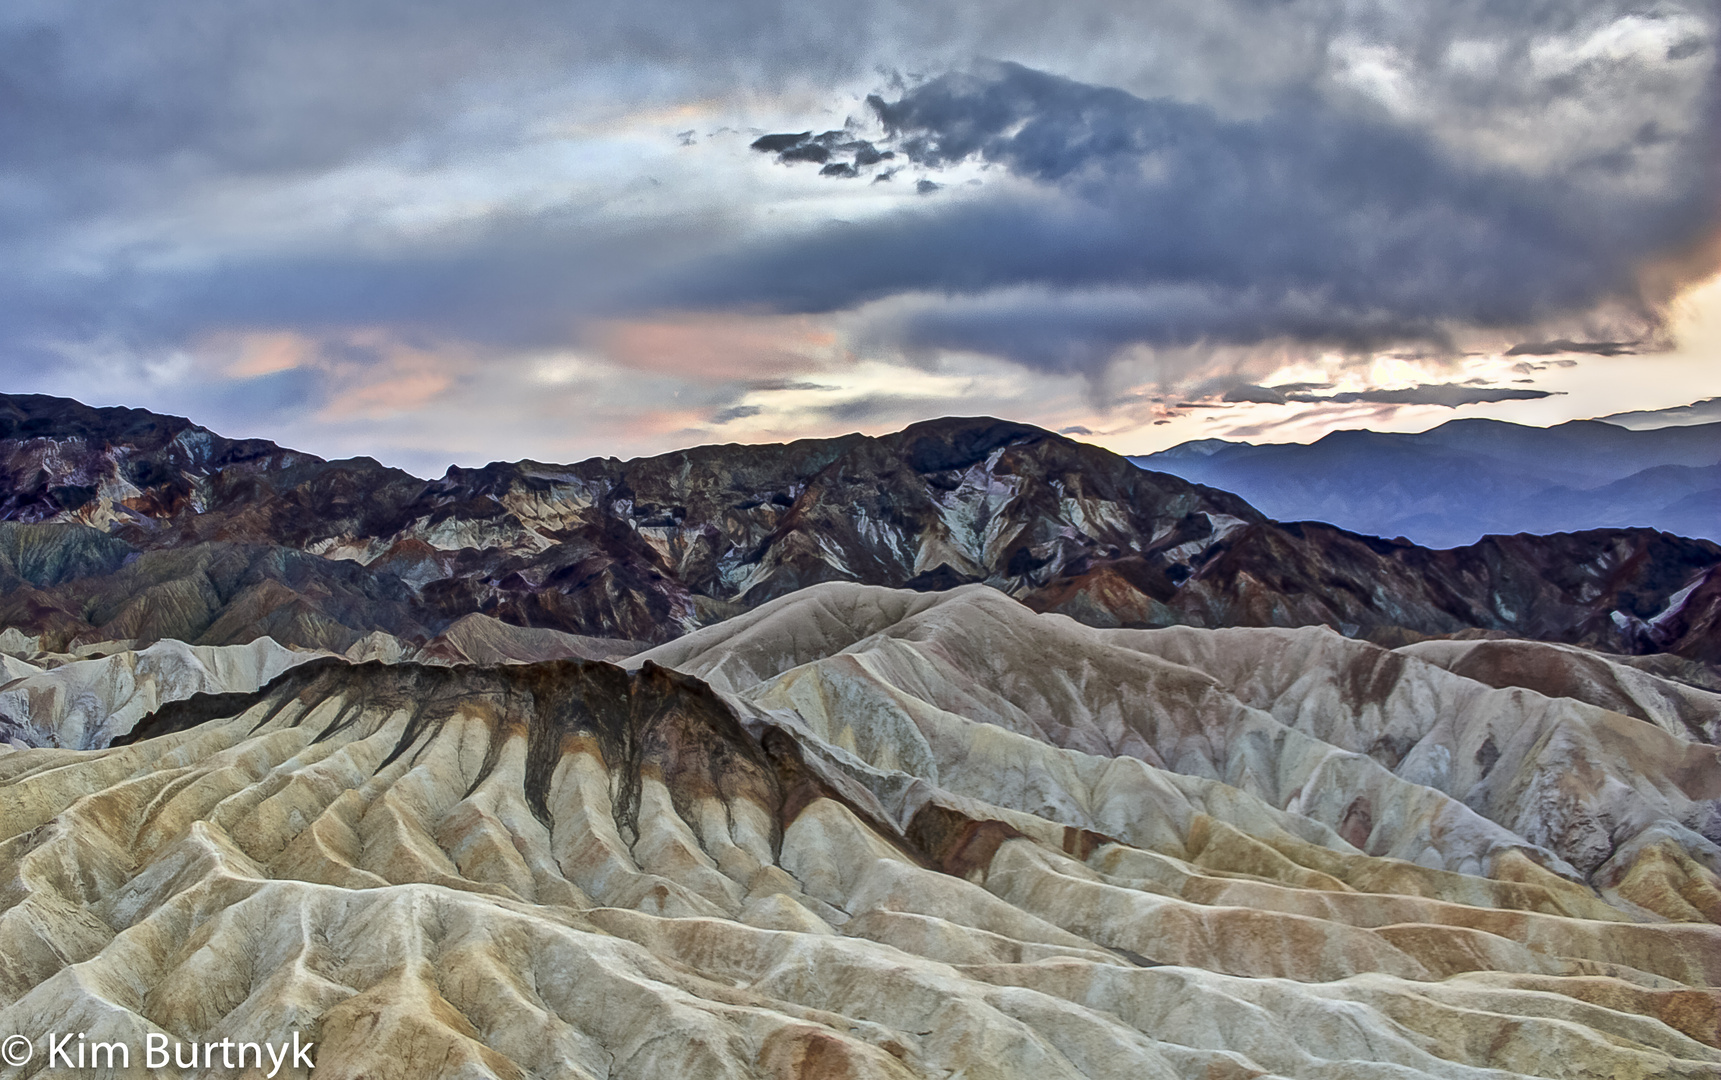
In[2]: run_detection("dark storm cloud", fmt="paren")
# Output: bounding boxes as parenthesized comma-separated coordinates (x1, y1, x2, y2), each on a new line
(665, 60, 1719, 371)
(0, 0, 962, 276)
(751, 130, 894, 174)
(0, 1, 911, 179)
(9, 0, 1428, 216)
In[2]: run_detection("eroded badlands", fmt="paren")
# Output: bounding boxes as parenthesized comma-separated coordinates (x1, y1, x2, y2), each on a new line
(0, 583, 1718, 1078)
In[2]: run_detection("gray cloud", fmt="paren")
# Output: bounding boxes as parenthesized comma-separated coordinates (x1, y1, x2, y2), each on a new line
(0, 206, 727, 357)
(745, 379, 841, 392)
(710, 404, 763, 424)
(752, 130, 894, 174)
(1223, 385, 1290, 405)
(1285, 385, 1557, 407)
(0, 0, 1715, 443)
(0, 0, 1397, 227)
(1505, 339, 1638, 356)
(667, 59, 1718, 371)
(808, 394, 971, 424)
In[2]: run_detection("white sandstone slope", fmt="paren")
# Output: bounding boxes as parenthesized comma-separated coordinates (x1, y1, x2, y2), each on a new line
(640, 584, 1721, 899)
(1398, 637, 1721, 745)
(0, 654, 39, 683)
(0, 583, 1716, 1079)
(0, 620, 649, 751)
(0, 637, 319, 749)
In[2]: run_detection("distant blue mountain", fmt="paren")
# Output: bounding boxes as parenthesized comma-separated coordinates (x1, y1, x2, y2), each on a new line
(1131, 418, 1721, 547)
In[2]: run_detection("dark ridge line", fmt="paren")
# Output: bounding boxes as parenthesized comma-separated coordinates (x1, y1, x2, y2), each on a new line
(520, 660, 633, 831)
(757, 723, 929, 872)
(107, 689, 280, 746)
(102, 645, 1250, 911)
(463, 685, 519, 801)
(110, 655, 783, 854)
(105, 650, 1015, 885)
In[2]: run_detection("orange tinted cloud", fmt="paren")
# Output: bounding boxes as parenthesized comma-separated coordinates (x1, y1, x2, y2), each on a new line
(324, 370, 454, 420)
(595, 313, 842, 381)
(206, 331, 317, 378)
(311, 330, 466, 420)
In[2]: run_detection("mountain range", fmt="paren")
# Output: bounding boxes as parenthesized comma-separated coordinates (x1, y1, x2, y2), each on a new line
(1132, 416, 1721, 548)
(1, 393, 1718, 666)
(1, 392, 1720, 1079)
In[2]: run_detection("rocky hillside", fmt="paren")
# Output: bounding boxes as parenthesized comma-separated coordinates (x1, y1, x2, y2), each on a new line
(1, 393, 1718, 663)
(1, 584, 1716, 1078)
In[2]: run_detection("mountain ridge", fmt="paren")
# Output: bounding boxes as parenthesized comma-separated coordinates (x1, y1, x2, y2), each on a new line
(1, 393, 1717, 665)
(1133, 415, 1721, 547)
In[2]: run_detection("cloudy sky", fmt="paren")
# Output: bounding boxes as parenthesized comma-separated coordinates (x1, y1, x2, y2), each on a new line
(5, 0, 1719, 474)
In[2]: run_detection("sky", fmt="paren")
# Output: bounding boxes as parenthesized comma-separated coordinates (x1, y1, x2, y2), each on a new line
(4, 0, 1719, 475)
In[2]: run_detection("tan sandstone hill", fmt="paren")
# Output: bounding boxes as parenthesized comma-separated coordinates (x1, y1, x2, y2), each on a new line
(0, 583, 1717, 1078)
